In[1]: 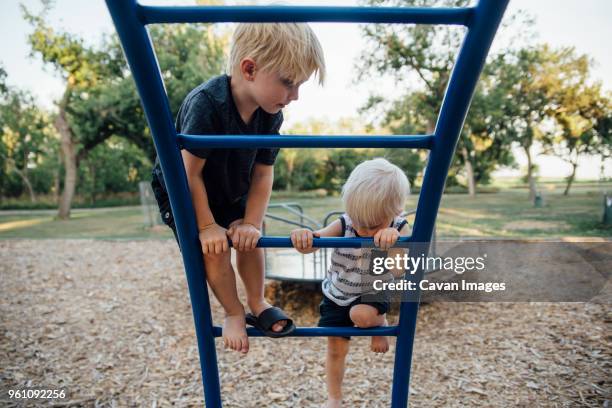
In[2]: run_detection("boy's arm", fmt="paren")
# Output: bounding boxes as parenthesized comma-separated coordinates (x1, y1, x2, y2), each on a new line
(243, 110, 281, 228)
(242, 163, 274, 229)
(183, 149, 230, 254)
(181, 150, 216, 229)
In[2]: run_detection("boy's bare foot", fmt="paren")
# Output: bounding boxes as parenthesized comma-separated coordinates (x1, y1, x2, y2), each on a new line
(325, 397, 342, 408)
(223, 313, 249, 354)
(371, 316, 389, 353)
(249, 301, 287, 333)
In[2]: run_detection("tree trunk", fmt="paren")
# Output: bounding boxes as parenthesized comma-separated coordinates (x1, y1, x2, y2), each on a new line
(461, 147, 476, 197)
(524, 146, 537, 201)
(89, 163, 96, 205)
(0, 154, 37, 203)
(564, 161, 578, 196)
(52, 166, 60, 204)
(55, 99, 77, 220)
(13, 167, 36, 203)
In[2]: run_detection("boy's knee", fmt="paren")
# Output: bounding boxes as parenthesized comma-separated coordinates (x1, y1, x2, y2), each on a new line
(236, 247, 263, 262)
(349, 305, 380, 328)
(203, 251, 230, 269)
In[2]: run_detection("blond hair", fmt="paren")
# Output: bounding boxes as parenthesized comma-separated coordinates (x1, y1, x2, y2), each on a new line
(342, 158, 410, 228)
(227, 23, 325, 85)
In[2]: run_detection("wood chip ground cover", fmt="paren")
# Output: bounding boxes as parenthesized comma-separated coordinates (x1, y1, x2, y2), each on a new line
(0, 240, 609, 407)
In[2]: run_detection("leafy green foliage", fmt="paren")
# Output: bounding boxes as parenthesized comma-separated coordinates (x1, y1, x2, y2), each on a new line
(15, 2, 227, 207)
(0, 83, 58, 199)
(535, 46, 612, 193)
(77, 136, 152, 204)
(490, 45, 611, 195)
(357, 0, 529, 190)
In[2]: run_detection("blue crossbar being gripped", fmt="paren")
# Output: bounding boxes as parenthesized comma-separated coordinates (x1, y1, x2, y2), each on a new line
(104, 2, 508, 407)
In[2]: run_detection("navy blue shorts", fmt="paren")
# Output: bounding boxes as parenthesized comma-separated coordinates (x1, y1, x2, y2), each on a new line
(151, 177, 246, 247)
(318, 295, 389, 340)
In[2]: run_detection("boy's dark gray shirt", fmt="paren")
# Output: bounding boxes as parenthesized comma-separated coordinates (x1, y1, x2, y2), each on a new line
(153, 74, 282, 207)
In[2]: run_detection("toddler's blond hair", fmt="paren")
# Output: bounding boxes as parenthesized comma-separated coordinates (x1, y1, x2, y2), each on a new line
(342, 158, 410, 228)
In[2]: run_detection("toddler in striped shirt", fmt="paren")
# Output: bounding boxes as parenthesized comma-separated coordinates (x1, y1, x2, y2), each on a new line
(291, 158, 410, 408)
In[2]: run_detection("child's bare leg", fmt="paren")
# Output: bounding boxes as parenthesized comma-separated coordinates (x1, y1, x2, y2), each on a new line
(369, 317, 389, 353)
(349, 304, 389, 353)
(326, 337, 349, 408)
(203, 251, 248, 354)
(236, 249, 286, 332)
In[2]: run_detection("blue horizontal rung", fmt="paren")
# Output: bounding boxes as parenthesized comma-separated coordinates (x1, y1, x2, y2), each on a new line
(212, 325, 400, 338)
(140, 5, 472, 26)
(178, 134, 434, 149)
(236, 236, 413, 248)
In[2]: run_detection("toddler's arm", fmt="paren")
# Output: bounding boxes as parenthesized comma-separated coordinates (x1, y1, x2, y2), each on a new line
(290, 219, 343, 254)
(388, 221, 411, 278)
(374, 227, 401, 251)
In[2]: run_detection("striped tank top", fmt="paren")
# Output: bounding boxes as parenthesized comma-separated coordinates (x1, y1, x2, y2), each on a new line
(322, 214, 407, 306)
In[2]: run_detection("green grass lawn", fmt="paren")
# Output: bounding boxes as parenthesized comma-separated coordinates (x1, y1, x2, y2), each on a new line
(1, 182, 610, 240)
(0, 206, 163, 240)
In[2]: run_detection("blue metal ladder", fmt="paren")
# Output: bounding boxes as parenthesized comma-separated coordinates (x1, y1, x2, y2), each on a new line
(105, 1, 508, 406)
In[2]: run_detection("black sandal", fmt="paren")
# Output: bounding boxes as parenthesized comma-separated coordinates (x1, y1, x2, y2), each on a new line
(245, 307, 296, 338)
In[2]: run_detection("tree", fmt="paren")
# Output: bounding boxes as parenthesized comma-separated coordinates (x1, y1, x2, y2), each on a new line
(23, 1, 124, 217)
(536, 47, 612, 195)
(78, 136, 152, 204)
(23, 1, 227, 217)
(359, 60, 517, 194)
(283, 117, 361, 191)
(357, 0, 527, 196)
(492, 45, 611, 198)
(594, 111, 612, 179)
(278, 117, 421, 192)
(0, 66, 8, 95)
(0, 84, 56, 202)
(324, 149, 376, 193)
(482, 47, 553, 200)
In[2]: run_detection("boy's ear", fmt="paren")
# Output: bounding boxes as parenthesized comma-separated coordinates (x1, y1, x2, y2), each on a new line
(240, 58, 257, 81)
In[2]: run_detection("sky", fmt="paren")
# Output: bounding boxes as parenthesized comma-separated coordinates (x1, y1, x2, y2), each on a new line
(1, 0, 611, 180)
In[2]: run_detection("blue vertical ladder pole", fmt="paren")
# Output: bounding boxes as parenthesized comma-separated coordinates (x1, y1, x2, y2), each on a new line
(105, 1, 508, 406)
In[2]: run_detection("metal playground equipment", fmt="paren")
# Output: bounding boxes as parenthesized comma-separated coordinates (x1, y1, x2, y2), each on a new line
(263, 204, 436, 282)
(104, 1, 508, 406)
